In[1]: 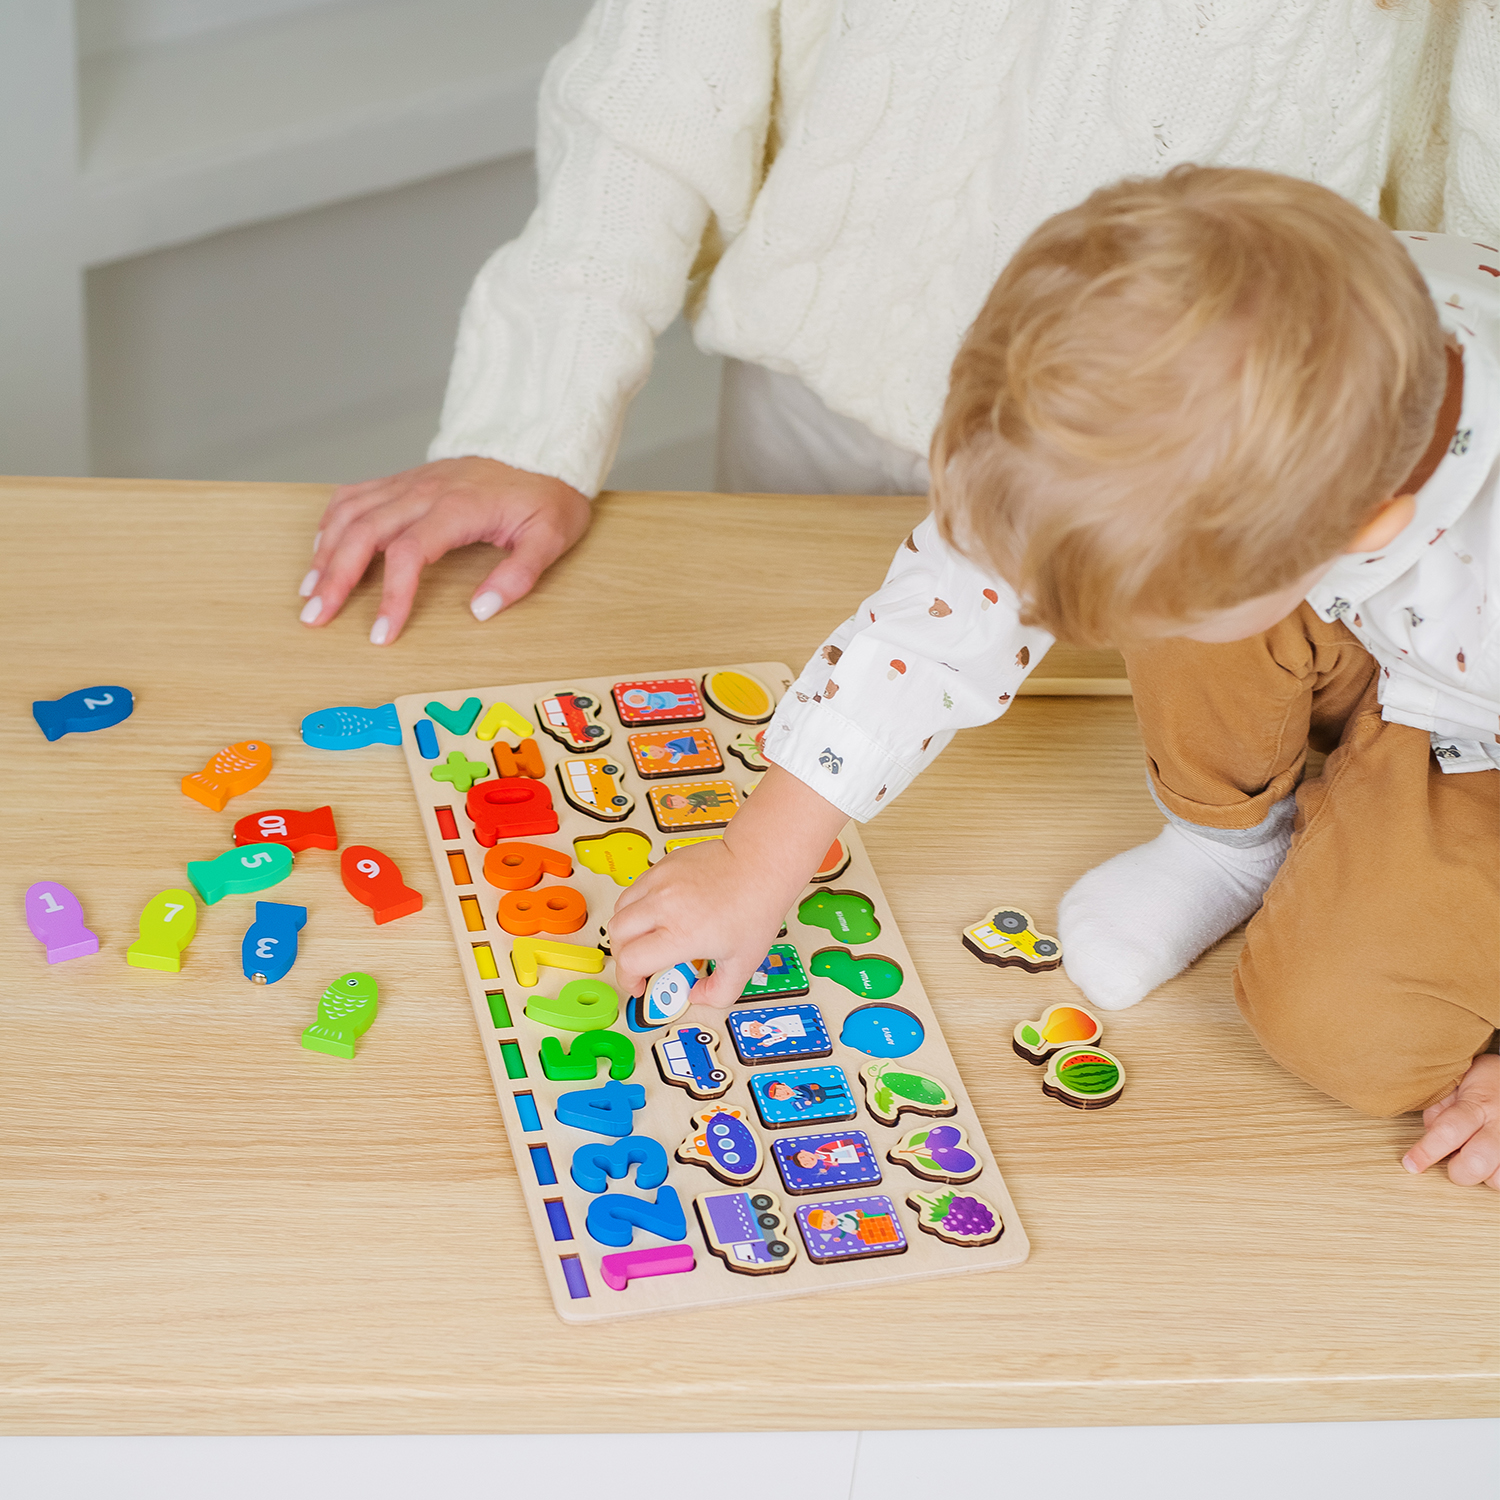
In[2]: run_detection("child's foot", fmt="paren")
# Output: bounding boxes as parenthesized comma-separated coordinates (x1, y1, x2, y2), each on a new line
(1058, 819, 1290, 1010)
(1403, 1053, 1500, 1189)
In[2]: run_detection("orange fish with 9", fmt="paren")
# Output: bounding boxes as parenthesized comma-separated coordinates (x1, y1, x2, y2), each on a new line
(181, 740, 273, 811)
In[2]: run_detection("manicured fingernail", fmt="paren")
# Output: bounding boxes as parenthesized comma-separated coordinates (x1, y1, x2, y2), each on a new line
(369, 616, 390, 646)
(299, 596, 322, 624)
(298, 568, 319, 598)
(471, 590, 503, 622)
(313, 531, 322, 553)
(1401, 1154, 1420, 1174)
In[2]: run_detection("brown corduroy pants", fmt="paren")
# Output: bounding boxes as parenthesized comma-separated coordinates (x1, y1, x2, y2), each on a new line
(1122, 602, 1499, 1117)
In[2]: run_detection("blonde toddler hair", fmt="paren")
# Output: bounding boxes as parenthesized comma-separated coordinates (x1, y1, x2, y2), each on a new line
(931, 165, 1447, 645)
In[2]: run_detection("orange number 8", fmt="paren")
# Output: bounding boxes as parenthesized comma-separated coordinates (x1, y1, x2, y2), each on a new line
(496, 885, 588, 937)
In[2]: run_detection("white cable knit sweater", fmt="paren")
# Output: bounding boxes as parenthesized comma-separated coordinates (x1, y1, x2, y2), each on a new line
(430, 0, 1500, 498)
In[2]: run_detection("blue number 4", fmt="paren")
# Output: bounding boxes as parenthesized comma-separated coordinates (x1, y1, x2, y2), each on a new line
(554, 1079, 645, 1137)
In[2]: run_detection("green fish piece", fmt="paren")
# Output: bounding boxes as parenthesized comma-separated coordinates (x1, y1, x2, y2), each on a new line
(301, 971, 379, 1059)
(187, 844, 295, 905)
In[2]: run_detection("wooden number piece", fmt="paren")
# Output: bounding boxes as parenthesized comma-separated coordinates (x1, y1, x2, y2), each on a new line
(232, 805, 338, 853)
(541, 1029, 636, 1082)
(301, 971, 380, 1059)
(31, 685, 134, 741)
(126, 889, 198, 972)
(598, 1244, 695, 1292)
(186, 844, 295, 905)
(25, 881, 99, 964)
(525, 977, 618, 1032)
(483, 841, 573, 891)
(340, 844, 424, 924)
(585, 1186, 687, 1248)
(497, 885, 587, 937)
(510, 936, 605, 988)
(554, 1079, 645, 1136)
(241, 901, 307, 985)
(569, 1135, 668, 1192)
(181, 739, 272, 812)
(466, 778, 559, 845)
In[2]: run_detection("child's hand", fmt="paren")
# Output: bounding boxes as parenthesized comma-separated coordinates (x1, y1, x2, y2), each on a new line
(610, 766, 849, 1010)
(298, 457, 590, 644)
(1402, 1053, 1500, 1189)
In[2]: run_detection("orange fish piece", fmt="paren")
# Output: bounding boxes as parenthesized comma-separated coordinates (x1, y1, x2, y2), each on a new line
(181, 739, 273, 812)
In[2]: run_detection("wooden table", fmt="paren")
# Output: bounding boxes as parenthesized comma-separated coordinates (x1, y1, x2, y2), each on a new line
(2, 478, 1494, 1435)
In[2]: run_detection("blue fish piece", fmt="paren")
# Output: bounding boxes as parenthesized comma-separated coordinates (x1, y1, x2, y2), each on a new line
(241, 901, 307, 984)
(300, 703, 402, 751)
(32, 685, 134, 742)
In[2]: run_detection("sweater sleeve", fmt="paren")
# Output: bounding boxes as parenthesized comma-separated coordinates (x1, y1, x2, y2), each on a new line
(764, 516, 1054, 822)
(429, 0, 778, 496)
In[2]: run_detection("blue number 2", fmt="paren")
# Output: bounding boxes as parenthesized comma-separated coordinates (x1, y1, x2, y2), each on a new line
(584, 1186, 687, 1248)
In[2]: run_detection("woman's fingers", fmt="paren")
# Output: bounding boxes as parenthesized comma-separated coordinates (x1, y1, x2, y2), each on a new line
(300, 489, 437, 628)
(469, 489, 591, 620)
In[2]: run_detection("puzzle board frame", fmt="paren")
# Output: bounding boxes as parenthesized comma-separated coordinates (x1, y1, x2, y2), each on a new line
(396, 664, 1029, 1323)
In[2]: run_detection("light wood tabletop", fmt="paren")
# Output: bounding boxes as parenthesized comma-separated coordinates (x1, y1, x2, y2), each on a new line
(1, 477, 1494, 1435)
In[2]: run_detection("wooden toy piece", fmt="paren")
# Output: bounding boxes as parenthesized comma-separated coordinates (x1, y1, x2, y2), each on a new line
(31, 685, 133, 741)
(611, 678, 704, 726)
(554, 1079, 645, 1136)
(675, 1106, 765, 1186)
(300, 703, 401, 750)
(626, 960, 706, 1033)
(340, 844, 424, 924)
(627, 728, 723, 779)
(24, 881, 99, 963)
(474, 700, 534, 741)
(887, 1124, 983, 1184)
(810, 947, 903, 1000)
(585, 1186, 687, 1248)
(232, 805, 338, 853)
(962, 904, 1062, 973)
(772, 1131, 882, 1195)
(414, 720, 440, 759)
(1042, 1045, 1126, 1110)
(556, 757, 635, 822)
(646, 779, 741, 832)
(652, 1025, 733, 1099)
(1012, 1003, 1104, 1064)
(535, 690, 610, 751)
(839, 1003, 924, 1058)
(694, 1189, 797, 1274)
(573, 828, 652, 887)
(497, 884, 588, 937)
(797, 889, 880, 944)
(738, 943, 809, 1001)
(540, 1029, 636, 1082)
(810, 837, 852, 883)
(241, 901, 307, 984)
(725, 728, 769, 773)
(663, 834, 722, 853)
(125, 889, 197, 972)
(569, 1135, 667, 1192)
(859, 1060, 958, 1127)
(524, 977, 619, 1032)
(300, 971, 380, 1058)
(749, 1065, 856, 1129)
(700, 668, 776, 723)
(510, 936, 606, 989)
(187, 844, 295, 905)
(492, 737, 546, 778)
(483, 840, 573, 891)
(430, 750, 490, 791)
(434, 806, 461, 839)
(466, 778, 559, 845)
(906, 1188, 1004, 1247)
(180, 739, 272, 811)
(424, 696, 482, 734)
(599, 1244, 695, 1292)
(727, 1003, 832, 1064)
(795, 1195, 908, 1264)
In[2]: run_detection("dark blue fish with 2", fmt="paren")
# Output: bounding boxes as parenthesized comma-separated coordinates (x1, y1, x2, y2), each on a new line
(300, 703, 401, 750)
(242, 901, 307, 984)
(32, 685, 134, 741)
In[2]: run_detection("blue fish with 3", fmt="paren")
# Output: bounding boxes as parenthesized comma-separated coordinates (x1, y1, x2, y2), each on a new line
(300, 703, 402, 750)
(241, 901, 307, 984)
(32, 685, 134, 741)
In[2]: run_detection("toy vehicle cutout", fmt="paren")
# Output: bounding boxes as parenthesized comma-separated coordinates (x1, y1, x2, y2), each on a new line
(628, 960, 705, 1033)
(695, 1189, 797, 1274)
(556, 757, 635, 823)
(961, 904, 1062, 973)
(535, 691, 610, 751)
(653, 1024, 732, 1099)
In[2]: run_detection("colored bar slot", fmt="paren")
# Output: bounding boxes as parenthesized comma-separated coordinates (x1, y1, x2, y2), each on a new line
(473, 943, 499, 979)
(543, 1198, 574, 1242)
(414, 719, 440, 759)
(499, 1040, 526, 1078)
(559, 1254, 590, 1299)
(434, 806, 460, 840)
(528, 1143, 557, 1185)
(446, 849, 473, 885)
(514, 1091, 541, 1131)
(459, 895, 485, 932)
(486, 990, 513, 1028)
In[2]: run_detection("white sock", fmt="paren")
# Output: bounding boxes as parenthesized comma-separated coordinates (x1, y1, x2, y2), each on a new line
(1058, 799, 1293, 1011)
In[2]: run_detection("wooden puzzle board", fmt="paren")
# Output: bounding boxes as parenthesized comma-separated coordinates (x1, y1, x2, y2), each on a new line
(395, 664, 1029, 1323)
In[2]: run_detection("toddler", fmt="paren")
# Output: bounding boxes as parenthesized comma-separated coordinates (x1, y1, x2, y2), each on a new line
(610, 167, 1500, 1189)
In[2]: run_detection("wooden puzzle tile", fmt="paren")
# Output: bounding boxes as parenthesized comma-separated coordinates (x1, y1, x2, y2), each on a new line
(414, 720, 440, 759)
(749, 1065, 856, 1129)
(425, 696, 481, 734)
(467, 778, 560, 844)
(1042, 1045, 1125, 1109)
(727, 1003, 831, 1064)
(725, 728, 768, 772)
(430, 750, 490, 791)
(646, 779, 741, 832)
(535, 690, 611, 751)
(626, 960, 706, 1033)
(497, 885, 587, 937)
(627, 728, 723, 778)
(694, 1189, 797, 1274)
(700, 669, 775, 723)
(31, 685, 133, 741)
(556, 757, 635, 822)
(599, 1244, 695, 1291)
(187, 844, 294, 905)
(585, 1185, 687, 1248)
(492, 737, 546, 778)
(569, 1135, 667, 1192)
(664, 833, 722, 852)
(859, 1061, 958, 1127)
(675, 1106, 765, 1185)
(838, 1003, 924, 1058)
(906, 1188, 1003, 1246)
(810, 947, 903, 999)
(241, 901, 306, 984)
(541, 1029, 636, 1082)
(483, 841, 573, 891)
(24, 881, 98, 964)
(652, 1025, 733, 1099)
(794, 1195, 907, 1264)
(611, 678, 705, 726)
(737, 943, 809, 1001)
(573, 828, 652, 887)
(524, 977, 619, 1032)
(554, 1079, 645, 1136)
(810, 837, 852, 883)
(1013, 1004, 1104, 1063)
(232, 805, 338, 853)
(797, 889, 880, 944)
(125, 889, 197, 971)
(181, 739, 272, 812)
(340, 844, 423, 924)
(510, 937, 606, 989)
(300, 703, 401, 750)
(886, 1124, 983, 1184)
(962, 904, 1062, 972)
(301, 971, 379, 1059)
(475, 701, 534, 741)
(772, 1131, 882, 1195)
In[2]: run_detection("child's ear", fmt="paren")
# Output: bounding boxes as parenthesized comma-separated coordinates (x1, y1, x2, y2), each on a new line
(1346, 493, 1417, 554)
